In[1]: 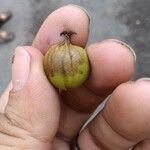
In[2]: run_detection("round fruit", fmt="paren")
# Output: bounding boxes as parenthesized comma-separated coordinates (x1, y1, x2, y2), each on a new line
(44, 31, 90, 90)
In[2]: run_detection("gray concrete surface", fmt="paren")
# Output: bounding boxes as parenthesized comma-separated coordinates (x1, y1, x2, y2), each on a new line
(0, 0, 150, 94)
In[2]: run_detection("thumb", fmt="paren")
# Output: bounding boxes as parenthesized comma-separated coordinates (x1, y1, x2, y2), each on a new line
(1, 46, 60, 149)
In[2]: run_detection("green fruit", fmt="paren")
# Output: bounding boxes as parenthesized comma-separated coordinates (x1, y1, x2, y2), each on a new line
(44, 32, 90, 90)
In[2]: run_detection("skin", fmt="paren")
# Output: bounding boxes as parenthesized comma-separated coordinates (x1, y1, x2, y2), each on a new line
(0, 5, 150, 150)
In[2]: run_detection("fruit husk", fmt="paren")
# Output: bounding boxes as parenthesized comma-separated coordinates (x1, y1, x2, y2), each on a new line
(44, 36, 90, 91)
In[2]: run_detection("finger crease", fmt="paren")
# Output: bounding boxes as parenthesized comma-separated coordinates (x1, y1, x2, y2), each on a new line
(102, 114, 136, 144)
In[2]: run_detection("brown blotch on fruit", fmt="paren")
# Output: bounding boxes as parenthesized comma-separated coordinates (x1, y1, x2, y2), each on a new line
(43, 31, 90, 91)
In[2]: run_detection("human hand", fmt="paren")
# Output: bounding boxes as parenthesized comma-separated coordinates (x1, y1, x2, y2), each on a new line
(0, 5, 149, 150)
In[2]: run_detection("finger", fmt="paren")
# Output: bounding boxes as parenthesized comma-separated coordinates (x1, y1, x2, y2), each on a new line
(32, 4, 90, 54)
(1, 46, 60, 149)
(31, 4, 90, 146)
(63, 39, 136, 113)
(57, 39, 136, 145)
(86, 39, 136, 96)
(0, 82, 12, 113)
(132, 79, 150, 150)
(78, 80, 150, 149)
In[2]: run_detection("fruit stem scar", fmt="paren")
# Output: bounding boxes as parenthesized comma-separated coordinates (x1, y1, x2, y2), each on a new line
(60, 31, 77, 43)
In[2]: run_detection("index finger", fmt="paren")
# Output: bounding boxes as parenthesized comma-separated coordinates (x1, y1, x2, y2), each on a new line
(32, 4, 90, 54)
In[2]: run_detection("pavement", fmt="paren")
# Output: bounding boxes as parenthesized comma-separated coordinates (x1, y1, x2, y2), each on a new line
(0, 0, 150, 94)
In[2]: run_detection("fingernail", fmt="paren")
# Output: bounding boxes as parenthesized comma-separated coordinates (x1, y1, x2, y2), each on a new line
(68, 4, 90, 22)
(12, 47, 30, 92)
(102, 39, 136, 62)
(137, 77, 150, 82)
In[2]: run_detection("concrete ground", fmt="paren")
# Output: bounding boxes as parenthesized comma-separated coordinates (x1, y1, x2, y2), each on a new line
(0, 0, 150, 94)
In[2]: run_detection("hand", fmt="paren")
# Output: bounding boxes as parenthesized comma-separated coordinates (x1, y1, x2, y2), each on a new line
(0, 5, 149, 150)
